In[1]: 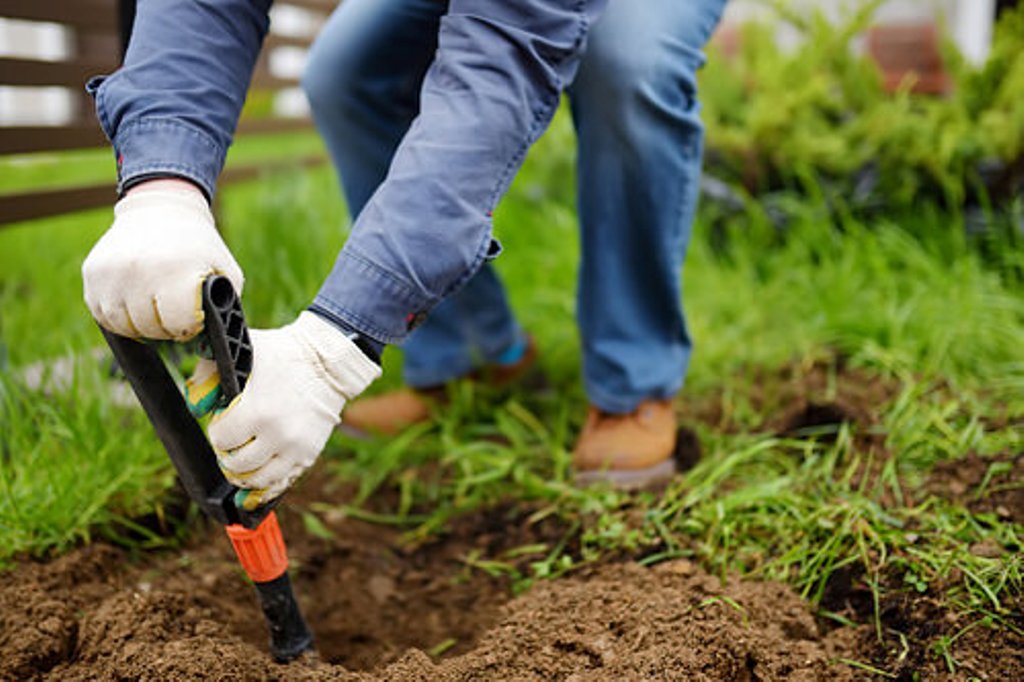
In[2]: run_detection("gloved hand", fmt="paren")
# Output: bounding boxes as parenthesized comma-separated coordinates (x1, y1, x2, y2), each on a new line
(187, 312, 381, 510)
(82, 181, 244, 341)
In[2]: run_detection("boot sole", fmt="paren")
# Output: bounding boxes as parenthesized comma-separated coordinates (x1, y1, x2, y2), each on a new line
(338, 422, 375, 440)
(573, 426, 701, 491)
(573, 458, 678, 491)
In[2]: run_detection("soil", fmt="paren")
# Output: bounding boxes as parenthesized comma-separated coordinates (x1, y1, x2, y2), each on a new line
(680, 357, 901, 441)
(4, 479, 1020, 681)
(2, 362, 1021, 680)
(0, 513, 855, 682)
(925, 451, 1024, 525)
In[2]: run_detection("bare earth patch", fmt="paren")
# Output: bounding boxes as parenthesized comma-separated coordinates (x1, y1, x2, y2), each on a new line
(2, 362, 1020, 680)
(3, 493, 1020, 680)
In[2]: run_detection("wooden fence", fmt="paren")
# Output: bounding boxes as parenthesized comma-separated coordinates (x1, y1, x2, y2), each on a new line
(2, 5, 961, 227)
(0, 0, 335, 226)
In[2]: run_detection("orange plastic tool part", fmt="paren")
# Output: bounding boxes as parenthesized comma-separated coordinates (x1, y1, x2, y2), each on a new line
(226, 511, 289, 583)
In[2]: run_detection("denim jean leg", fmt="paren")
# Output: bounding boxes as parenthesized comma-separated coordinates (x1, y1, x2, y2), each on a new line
(303, 0, 504, 386)
(303, 0, 528, 387)
(313, 0, 607, 344)
(450, 265, 527, 365)
(302, 0, 445, 213)
(567, 0, 726, 414)
(402, 264, 524, 386)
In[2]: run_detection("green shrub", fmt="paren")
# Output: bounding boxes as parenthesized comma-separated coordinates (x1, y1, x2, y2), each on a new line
(700, 2, 1024, 210)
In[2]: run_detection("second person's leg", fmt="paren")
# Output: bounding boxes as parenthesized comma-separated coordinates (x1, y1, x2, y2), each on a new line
(567, 0, 727, 484)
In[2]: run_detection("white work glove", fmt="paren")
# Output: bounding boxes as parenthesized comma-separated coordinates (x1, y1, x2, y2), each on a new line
(82, 184, 244, 341)
(195, 312, 381, 511)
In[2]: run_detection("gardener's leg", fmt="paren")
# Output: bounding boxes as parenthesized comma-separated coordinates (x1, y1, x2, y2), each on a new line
(400, 265, 528, 387)
(567, 0, 726, 483)
(303, 0, 523, 391)
(303, 0, 443, 215)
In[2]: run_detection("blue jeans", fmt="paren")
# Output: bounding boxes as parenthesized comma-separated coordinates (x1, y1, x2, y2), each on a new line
(304, 0, 726, 412)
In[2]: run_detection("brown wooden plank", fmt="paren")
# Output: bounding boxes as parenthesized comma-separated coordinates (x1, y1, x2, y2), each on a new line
(250, 73, 302, 90)
(275, 0, 338, 15)
(0, 118, 315, 156)
(0, 155, 326, 226)
(0, 125, 107, 155)
(264, 33, 316, 50)
(0, 0, 116, 31)
(220, 153, 326, 185)
(0, 57, 116, 87)
(0, 184, 114, 226)
(237, 117, 315, 134)
(73, 29, 123, 63)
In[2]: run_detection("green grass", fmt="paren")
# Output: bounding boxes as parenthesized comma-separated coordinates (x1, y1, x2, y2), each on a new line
(0, 363, 177, 564)
(0, 129, 324, 194)
(1, 107, 1022, 674)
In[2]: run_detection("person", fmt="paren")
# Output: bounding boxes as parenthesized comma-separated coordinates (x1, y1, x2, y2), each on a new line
(307, 0, 726, 490)
(81, 0, 726, 511)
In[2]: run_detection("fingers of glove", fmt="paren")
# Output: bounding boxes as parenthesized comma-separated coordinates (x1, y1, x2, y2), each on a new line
(82, 248, 117, 331)
(234, 472, 296, 512)
(224, 453, 294, 493)
(185, 358, 221, 417)
(154, 273, 207, 341)
(125, 293, 169, 340)
(211, 415, 276, 476)
(82, 276, 110, 331)
(208, 394, 255, 456)
(97, 300, 140, 338)
(85, 292, 113, 334)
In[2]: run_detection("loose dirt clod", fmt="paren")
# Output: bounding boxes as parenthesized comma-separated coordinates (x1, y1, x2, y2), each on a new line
(925, 451, 1024, 524)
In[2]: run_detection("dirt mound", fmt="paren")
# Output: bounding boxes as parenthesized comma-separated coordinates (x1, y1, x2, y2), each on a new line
(400, 560, 844, 680)
(4, 509, 1022, 681)
(2, 362, 1018, 680)
(3, 537, 853, 681)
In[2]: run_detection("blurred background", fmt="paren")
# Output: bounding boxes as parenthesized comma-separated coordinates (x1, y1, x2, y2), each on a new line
(0, 0, 1021, 636)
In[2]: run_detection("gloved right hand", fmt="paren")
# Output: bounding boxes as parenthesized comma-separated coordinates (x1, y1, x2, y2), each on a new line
(82, 182, 244, 341)
(186, 311, 382, 511)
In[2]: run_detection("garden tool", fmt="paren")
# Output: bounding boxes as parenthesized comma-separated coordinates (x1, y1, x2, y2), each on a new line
(100, 275, 314, 662)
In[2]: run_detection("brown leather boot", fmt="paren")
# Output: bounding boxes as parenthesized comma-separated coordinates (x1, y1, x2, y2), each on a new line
(340, 387, 444, 437)
(342, 335, 539, 436)
(573, 399, 678, 489)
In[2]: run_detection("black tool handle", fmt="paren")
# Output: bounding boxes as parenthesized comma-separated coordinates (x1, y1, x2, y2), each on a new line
(200, 275, 280, 529)
(201, 276, 252, 401)
(102, 277, 314, 662)
(254, 572, 315, 662)
(102, 328, 238, 526)
(200, 277, 315, 660)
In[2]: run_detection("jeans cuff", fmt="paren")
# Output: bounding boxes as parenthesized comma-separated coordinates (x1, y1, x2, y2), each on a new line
(313, 248, 438, 345)
(111, 119, 226, 200)
(584, 380, 681, 415)
(403, 355, 476, 388)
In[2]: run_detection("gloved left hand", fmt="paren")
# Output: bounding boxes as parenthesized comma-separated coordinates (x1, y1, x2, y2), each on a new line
(187, 311, 381, 510)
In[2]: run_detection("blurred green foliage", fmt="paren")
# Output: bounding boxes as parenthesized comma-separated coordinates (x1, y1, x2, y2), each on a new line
(700, 1, 1024, 209)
